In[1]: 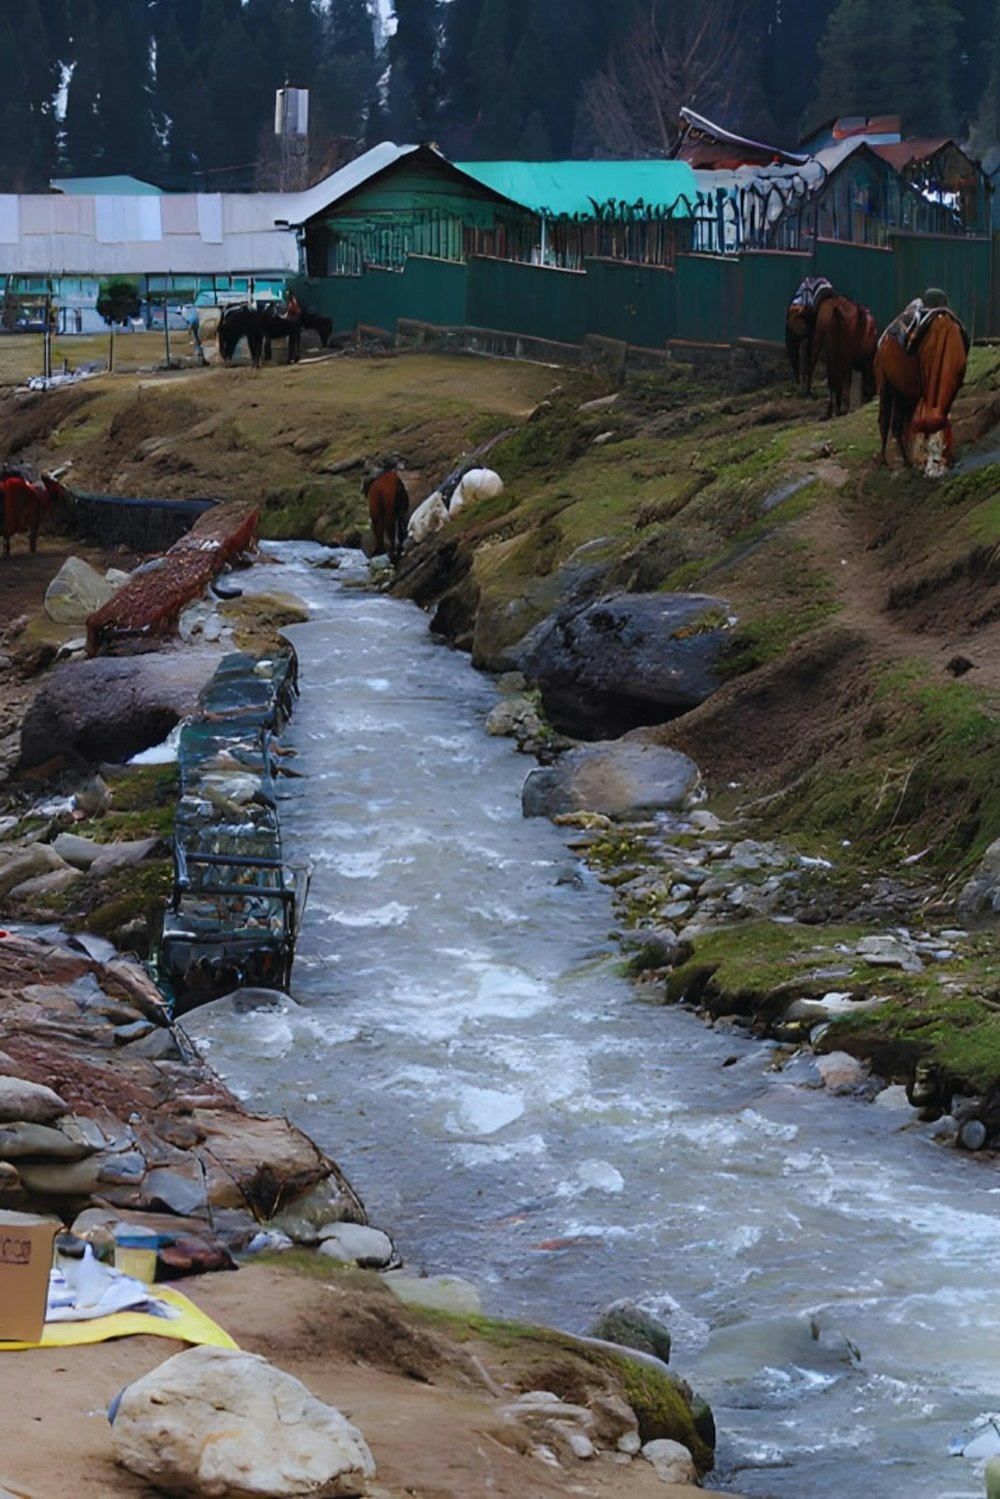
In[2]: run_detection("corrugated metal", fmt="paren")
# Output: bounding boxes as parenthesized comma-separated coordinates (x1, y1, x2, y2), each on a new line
(812, 241, 897, 328)
(889, 233, 991, 340)
(673, 255, 742, 344)
(584, 259, 676, 347)
(741, 251, 810, 341)
(468, 258, 588, 345)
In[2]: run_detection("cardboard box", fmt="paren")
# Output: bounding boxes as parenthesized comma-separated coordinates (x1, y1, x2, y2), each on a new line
(0, 1210, 59, 1342)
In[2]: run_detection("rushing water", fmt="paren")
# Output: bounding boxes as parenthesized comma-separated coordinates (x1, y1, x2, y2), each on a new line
(184, 543, 1000, 1499)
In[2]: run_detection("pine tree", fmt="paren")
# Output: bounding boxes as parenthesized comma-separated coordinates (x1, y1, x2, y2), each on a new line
(387, 0, 440, 139)
(812, 0, 962, 137)
(16, 0, 59, 187)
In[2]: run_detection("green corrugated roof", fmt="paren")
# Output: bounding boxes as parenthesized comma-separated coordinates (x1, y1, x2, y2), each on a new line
(51, 175, 164, 195)
(455, 160, 697, 219)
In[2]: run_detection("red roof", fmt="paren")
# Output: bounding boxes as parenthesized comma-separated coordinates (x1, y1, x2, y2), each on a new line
(872, 139, 953, 170)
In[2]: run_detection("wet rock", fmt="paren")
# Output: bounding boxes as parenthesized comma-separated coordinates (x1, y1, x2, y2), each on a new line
(814, 1051, 869, 1094)
(317, 1222, 395, 1267)
(19, 652, 220, 768)
(110, 1346, 377, 1498)
(590, 1300, 672, 1364)
(512, 591, 733, 739)
(523, 737, 699, 821)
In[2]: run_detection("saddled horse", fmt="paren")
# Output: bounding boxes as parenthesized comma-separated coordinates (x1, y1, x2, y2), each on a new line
(875, 293, 969, 474)
(218, 305, 300, 368)
(363, 464, 410, 566)
(810, 294, 878, 418)
(1, 464, 71, 556)
(786, 276, 835, 394)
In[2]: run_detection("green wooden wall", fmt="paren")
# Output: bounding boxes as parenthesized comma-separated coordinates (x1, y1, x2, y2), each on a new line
(292, 233, 998, 354)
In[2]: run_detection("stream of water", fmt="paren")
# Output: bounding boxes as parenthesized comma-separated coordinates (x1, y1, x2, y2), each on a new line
(184, 543, 1000, 1498)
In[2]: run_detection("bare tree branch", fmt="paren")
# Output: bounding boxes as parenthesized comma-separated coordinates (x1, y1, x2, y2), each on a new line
(579, 0, 756, 159)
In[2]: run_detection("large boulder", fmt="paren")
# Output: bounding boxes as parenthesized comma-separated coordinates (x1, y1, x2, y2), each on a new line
(512, 591, 733, 739)
(110, 1344, 376, 1498)
(44, 557, 123, 624)
(522, 735, 700, 821)
(19, 650, 220, 768)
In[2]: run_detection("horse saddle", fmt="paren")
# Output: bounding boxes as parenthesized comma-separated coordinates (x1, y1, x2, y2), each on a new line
(882, 301, 969, 355)
(790, 276, 834, 312)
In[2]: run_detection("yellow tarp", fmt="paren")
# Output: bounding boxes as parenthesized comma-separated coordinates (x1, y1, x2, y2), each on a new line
(0, 1286, 238, 1352)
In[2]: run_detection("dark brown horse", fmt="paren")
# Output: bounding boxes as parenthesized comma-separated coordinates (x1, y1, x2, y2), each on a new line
(363, 466, 410, 566)
(0, 466, 69, 556)
(875, 300, 969, 473)
(810, 294, 878, 418)
(218, 306, 299, 368)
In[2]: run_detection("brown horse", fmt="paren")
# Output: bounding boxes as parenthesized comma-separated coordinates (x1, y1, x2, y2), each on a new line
(785, 276, 835, 394)
(875, 302, 969, 473)
(0, 467, 68, 556)
(810, 295, 878, 418)
(364, 466, 410, 565)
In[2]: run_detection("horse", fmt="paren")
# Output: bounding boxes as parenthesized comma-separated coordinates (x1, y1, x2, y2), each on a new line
(785, 276, 835, 394)
(810, 294, 878, 418)
(262, 306, 334, 364)
(218, 305, 300, 368)
(875, 295, 969, 474)
(0, 465, 70, 556)
(364, 465, 410, 566)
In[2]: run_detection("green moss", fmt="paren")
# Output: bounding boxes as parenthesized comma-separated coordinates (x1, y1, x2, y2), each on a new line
(414, 1310, 713, 1470)
(667, 919, 872, 1001)
(827, 991, 1000, 1093)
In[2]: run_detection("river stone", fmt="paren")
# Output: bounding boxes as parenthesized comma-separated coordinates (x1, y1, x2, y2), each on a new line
(19, 651, 221, 769)
(814, 1051, 868, 1093)
(7, 866, 82, 900)
(110, 1345, 376, 1498)
(511, 591, 733, 739)
(0, 1121, 94, 1160)
(44, 556, 122, 623)
(590, 1300, 672, 1364)
(641, 1438, 697, 1485)
(316, 1222, 394, 1268)
(0, 844, 71, 899)
(88, 837, 162, 875)
(0, 1076, 68, 1124)
(50, 831, 104, 869)
(855, 934, 922, 972)
(523, 738, 699, 821)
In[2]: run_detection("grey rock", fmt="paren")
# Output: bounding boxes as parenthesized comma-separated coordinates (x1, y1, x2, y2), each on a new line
(512, 591, 733, 739)
(317, 1222, 395, 1267)
(0, 1075, 68, 1125)
(19, 651, 221, 769)
(523, 738, 699, 822)
(0, 1121, 94, 1160)
(50, 831, 104, 869)
(88, 838, 162, 875)
(0, 844, 71, 900)
(590, 1299, 672, 1364)
(641, 1438, 697, 1485)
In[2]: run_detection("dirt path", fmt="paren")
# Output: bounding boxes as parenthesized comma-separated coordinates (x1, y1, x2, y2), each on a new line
(790, 439, 1000, 696)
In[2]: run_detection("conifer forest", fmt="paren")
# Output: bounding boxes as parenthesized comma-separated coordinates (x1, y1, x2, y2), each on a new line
(0, 0, 997, 192)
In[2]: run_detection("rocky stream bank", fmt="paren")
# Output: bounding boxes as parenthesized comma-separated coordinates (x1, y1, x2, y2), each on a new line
(0, 529, 731, 1499)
